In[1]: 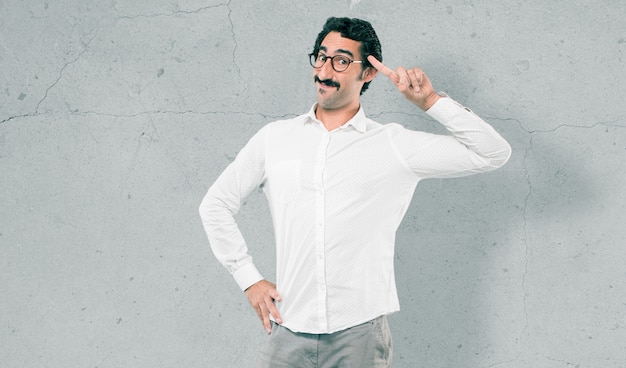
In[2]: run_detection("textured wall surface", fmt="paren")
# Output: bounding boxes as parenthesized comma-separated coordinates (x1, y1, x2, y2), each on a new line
(1, 1, 625, 367)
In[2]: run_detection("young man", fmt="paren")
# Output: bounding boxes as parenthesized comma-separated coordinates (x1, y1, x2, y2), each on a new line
(199, 17, 511, 367)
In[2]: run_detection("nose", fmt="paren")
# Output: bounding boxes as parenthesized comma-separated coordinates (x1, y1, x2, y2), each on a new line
(316, 58, 334, 80)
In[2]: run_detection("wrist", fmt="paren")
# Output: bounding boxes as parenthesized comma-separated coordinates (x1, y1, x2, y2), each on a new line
(420, 92, 441, 111)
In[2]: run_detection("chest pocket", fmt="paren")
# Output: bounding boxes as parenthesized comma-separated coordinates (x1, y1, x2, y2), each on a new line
(265, 160, 302, 204)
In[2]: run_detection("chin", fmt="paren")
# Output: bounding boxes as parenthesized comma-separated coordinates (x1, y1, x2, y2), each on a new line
(317, 91, 338, 106)
(316, 96, 334, 109)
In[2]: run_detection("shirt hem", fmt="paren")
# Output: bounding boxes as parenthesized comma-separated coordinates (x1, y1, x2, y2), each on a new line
(275, 308, 400, 335)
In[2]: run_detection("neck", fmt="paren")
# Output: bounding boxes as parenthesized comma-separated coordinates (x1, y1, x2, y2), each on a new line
(315, 102, 360, 131)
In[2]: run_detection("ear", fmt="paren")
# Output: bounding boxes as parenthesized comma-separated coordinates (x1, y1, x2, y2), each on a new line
(362, 66, 378, 82)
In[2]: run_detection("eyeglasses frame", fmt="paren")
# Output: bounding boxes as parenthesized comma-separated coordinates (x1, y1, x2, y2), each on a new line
(309, 53, 364, 72)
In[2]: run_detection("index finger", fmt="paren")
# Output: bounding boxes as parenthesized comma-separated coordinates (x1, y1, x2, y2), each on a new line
(267, 289, 283, 322)
(367, 55, 399, 83)
(265, 295, 283, 324)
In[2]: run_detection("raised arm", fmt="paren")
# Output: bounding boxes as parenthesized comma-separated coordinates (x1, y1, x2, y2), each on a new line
(368, 55, 511, 177)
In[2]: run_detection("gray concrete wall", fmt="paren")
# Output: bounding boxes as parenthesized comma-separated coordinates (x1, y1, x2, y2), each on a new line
(1, 0, 624, 367)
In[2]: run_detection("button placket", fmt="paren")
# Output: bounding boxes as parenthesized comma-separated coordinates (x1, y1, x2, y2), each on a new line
(314, 131, 330, 330)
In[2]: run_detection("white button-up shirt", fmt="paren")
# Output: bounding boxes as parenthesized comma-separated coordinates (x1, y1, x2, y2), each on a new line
(199, 97, 511, 334)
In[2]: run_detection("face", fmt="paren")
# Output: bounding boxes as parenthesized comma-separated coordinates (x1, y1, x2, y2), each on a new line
(312, 32, 376, 112)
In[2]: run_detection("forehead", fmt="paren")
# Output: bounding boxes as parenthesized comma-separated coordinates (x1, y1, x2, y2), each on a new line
(319, 31, 362, 57)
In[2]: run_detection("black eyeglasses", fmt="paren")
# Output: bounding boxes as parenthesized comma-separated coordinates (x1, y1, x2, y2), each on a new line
(309, 53, 363, 72)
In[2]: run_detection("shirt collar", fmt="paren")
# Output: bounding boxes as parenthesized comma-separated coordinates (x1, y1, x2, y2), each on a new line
(305, 103, 368, 133)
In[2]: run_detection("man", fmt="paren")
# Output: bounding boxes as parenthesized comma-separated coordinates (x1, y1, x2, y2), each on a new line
(199, 17, 511, 367)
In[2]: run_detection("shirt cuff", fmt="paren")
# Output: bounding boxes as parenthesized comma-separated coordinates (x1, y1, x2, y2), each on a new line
(233, 262, 264, 291)
(425, 93, 474, 122)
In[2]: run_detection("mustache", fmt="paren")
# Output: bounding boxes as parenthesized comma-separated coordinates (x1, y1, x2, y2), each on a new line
(315, 76, 340, 89)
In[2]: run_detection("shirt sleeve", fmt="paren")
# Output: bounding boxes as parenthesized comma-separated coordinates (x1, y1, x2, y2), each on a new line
(198, 125, 269, 291)
(390, 96, 512, 179)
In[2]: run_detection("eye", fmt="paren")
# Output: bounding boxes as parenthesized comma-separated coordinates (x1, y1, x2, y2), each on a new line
(318, 54, 328, 62)
(336, 56, 349, 65)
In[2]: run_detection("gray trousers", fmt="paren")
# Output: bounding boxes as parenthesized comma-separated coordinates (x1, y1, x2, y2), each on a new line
(257, 315, 393, 368)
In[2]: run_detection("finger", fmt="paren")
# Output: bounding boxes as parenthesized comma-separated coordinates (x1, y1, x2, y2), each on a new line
(395, 66, 411, 92)
(258, 302, 272, 333)
(265, 295, 283, 324)
(408, 68, 423, 91)
(253, 304, 271, 333)
(253, 304, 263, 321)
(367, 55, 399, 84)
(269, 289, 282, 302)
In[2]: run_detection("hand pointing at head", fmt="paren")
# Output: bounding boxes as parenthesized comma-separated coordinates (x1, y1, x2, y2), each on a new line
(367, 55, 440, 111)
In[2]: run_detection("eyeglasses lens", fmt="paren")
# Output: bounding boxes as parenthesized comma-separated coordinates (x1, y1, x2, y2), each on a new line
(310, 54, 350, 72)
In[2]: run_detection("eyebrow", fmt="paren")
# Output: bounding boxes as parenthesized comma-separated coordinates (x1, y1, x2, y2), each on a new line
(318, 45, 355, 58)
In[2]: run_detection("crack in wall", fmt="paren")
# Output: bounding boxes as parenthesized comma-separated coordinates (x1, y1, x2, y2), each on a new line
(1, 2, 245, 126)
(225, 0, 242, 85)
(111, 0, 244, 93)
(482, 117, 626, 367)
(546, 356, 583, 367)
(35, 27, 100, 114)
(517, 128, 533, 362)
(484, 357, 518, 368)
(1, 109, 299, 125)
(114, 3, 229, 19)
(478, 117, 533, 367)
(515, 118, 626, 134)
(1, 25, 100, 124)
(1, 113, 37, 125)
(66, 109, 298, 120)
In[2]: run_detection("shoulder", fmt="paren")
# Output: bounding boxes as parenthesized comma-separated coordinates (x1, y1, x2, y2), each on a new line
(245, 113, 309, 147)
(374, 121, 442, 149)
(363, 117, 384, 131)
(368, 120, 421, 136)
(361, 114, 415, 134)
(263, 113, 308, 132)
